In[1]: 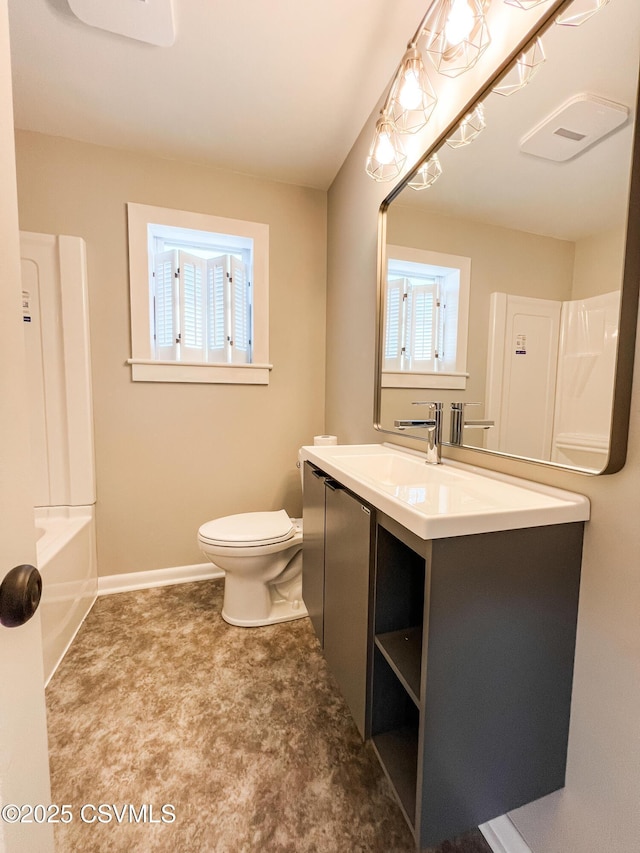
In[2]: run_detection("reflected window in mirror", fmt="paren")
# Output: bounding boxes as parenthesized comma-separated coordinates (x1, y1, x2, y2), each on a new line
(383, 245, 470, 390)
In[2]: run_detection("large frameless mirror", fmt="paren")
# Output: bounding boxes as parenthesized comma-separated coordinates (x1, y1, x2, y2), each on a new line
(375, 0, 640, 474)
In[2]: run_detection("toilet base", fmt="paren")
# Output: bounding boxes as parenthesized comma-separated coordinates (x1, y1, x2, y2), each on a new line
(221, 595, 308, 627)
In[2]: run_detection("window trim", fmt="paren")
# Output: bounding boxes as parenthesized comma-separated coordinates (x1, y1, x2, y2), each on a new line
(127, 202, 270, 384)
(383, 244, 470, 390)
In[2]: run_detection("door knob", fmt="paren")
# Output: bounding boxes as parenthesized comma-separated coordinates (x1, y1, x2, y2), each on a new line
(0, 564, 42, 628)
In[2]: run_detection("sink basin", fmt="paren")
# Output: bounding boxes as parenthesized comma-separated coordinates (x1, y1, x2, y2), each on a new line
(300, 444, 589, 540)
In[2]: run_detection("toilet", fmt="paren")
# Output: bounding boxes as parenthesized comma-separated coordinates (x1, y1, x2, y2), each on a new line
(198, 509, 307, 627)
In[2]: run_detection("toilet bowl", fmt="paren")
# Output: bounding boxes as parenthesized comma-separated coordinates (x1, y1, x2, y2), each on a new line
(198, 509, 307, 627)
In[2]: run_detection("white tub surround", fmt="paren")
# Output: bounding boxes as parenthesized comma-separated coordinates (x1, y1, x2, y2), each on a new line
(21, 232, 98, 683)
(36, 507, 97, 685)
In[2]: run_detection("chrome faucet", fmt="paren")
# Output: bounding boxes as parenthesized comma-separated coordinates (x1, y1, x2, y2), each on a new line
(449, 402, 495, 445)
(394, 401, 443, 464)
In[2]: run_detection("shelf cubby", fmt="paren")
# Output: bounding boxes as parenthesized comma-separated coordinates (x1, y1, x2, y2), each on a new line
(371, 644, 419, 826)
(374, 626, 422, 706)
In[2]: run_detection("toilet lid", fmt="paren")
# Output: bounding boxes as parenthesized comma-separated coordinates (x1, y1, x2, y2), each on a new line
(198, 510, 295, 547)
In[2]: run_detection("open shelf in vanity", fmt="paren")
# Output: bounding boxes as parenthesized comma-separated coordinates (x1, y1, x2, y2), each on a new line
(370, 516, 427, 834)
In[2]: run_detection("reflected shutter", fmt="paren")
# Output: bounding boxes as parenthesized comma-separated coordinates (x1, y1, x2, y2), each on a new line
(153, 249, 178, 360)
(178, 251, 207, 362)
(440, 271, 459, 371)
(384, 277, 405, 370)
(408, 282, 437, 370)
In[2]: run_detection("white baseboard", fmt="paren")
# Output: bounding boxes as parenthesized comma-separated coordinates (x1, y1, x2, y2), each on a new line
(98, 563, 224, 596)
(480, 815, 532, 853)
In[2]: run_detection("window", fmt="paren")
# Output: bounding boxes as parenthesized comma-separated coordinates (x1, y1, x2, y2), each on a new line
(127, 203, 270, 384)
(383, 245, 470, 390)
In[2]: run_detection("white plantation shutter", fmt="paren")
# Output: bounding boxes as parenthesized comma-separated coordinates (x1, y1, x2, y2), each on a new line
(150, 247, 254, 367)
(384, 277, 405, 370)
(178, 251, 207, 361)
(206, 255, 229, 362)
(407, 282, 437, 370)
(230, 256, 250, 364)
(153, 250, 178, 360)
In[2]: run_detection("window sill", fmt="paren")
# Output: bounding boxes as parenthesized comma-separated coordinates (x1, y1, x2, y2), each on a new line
(128, 359, 272, 384)
(381, 371, 468, 390)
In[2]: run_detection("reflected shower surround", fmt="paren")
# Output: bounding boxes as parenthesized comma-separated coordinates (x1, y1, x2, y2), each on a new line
(365, 0, 612, 182)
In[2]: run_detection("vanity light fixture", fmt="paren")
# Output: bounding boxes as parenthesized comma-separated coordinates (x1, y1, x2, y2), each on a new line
(555, 0, 611, 27)
(365, 112, 408, 181)
(388, 46, 438, 133)
(408, 153, 443, 190)
(446, 102, 487, 147)
(423, 0, 491, 78)
(492, 37, 546, 96)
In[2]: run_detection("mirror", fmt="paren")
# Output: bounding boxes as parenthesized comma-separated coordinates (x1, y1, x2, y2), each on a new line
(376, 0, 640, 474)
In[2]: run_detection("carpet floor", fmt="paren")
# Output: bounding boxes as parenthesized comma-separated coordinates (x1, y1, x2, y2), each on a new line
(45, 580, 493, 853)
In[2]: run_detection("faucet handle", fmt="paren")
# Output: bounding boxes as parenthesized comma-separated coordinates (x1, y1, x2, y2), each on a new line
(412, 400, 443, 411)
(451, 401, 481, 410)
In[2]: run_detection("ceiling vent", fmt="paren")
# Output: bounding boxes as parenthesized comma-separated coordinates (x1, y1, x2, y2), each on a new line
(67, 0, 175, 47)
(520, 93, 629, 162)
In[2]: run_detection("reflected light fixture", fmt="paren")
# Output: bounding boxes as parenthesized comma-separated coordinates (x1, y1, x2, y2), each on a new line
(423, 0, 491, 78)
(492, 38, 546, 96)
(365, 112, 407, 181)
(556, 0, 611, 27)
(446, 103, 486, 147)
(408, 153, 443, 190)
(388, 45, 438, 133)
(503, 0, 552, 10)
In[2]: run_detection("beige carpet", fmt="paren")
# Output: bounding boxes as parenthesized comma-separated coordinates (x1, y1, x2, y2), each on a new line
(45, 580, 492, 853)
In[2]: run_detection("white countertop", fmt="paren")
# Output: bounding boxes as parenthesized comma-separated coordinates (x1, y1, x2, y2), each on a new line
(300, 443, 590, 540)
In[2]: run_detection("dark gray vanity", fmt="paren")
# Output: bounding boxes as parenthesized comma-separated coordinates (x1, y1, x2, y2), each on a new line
(302, 462, 373, 738)
(301, 448, 587, 850)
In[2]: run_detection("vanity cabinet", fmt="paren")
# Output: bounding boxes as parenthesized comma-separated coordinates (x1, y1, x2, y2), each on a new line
(301, 462, 327, 645)
(371, 512, 584, 850)
(302, 461, 373, 738)
(324, 481, 373, 738)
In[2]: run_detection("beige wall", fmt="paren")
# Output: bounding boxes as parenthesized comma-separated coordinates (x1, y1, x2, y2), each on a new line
(572, 226, 627, 300)
(15, 130, 327, 577)
(326, 4, 640, 853)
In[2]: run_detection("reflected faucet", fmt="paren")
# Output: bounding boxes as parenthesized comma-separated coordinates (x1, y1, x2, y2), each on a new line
(394, 401, 443, 464)
(449, 402, 495, 445)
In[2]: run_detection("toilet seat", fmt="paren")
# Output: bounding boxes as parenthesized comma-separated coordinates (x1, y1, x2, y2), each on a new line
(198, 509, 295, 548)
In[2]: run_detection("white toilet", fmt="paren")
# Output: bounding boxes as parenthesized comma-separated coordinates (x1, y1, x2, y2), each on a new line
(197, 509, 307, 627)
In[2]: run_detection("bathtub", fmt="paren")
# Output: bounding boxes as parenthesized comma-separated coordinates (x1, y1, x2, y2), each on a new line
(36, 506, 98, 686)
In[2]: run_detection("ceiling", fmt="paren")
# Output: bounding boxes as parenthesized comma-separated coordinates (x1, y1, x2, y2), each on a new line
(393, 0, 640, 242)
(8, 0, 428, 189)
